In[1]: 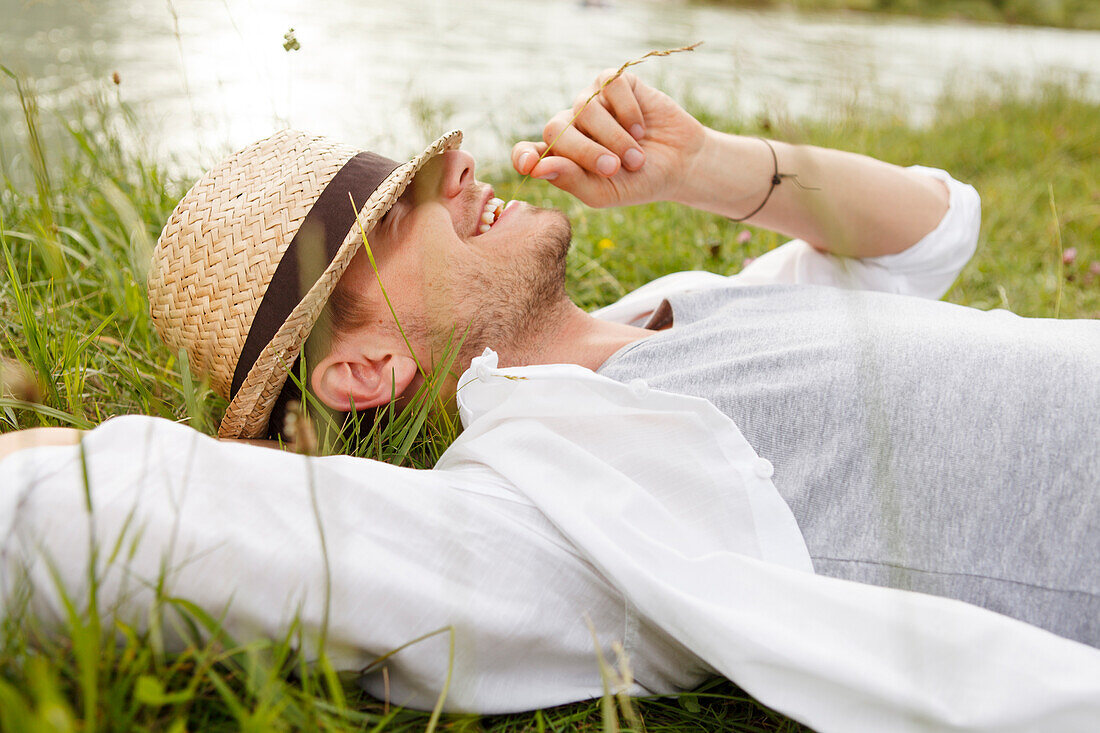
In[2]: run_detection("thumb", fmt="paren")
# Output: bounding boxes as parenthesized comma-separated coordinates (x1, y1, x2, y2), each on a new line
(512, 141, 548, 175)
(530, 155, 609, 207)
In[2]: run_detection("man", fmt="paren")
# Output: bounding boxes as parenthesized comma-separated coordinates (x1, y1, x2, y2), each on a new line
(157, 70, 1098, 642)
(2, 74, 1098, 731)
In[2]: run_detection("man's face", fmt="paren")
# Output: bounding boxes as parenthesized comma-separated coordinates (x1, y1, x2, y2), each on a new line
(337, 149, 574, 372)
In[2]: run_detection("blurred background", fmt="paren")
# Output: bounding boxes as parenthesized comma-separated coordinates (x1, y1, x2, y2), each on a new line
(3, 0, 1099, 169)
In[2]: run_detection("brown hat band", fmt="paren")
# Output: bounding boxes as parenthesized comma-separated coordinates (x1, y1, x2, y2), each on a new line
(230, 151, 400, 399)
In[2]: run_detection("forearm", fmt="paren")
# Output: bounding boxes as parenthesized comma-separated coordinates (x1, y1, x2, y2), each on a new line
(673, 129, 950, 258)
(0, 427, 82, 461)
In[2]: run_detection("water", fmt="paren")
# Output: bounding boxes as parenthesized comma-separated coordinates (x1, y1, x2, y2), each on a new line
(2, 0, 1099, 169)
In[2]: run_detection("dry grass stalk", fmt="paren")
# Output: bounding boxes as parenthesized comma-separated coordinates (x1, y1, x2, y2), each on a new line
(517, 41, 703, 192)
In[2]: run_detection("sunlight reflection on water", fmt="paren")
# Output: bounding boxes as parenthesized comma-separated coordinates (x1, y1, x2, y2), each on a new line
(2, 0, 1098, 168)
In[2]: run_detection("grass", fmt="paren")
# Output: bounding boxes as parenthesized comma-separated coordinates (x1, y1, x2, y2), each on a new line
(697, 0, 1100, 31)
(1, 68, 1098, 731)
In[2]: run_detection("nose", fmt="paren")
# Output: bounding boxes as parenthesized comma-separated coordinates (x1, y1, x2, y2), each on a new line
(439, 150, 476, 200)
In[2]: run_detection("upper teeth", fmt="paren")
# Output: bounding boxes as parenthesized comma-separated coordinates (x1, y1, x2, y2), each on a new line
(478, 197, 506, 234)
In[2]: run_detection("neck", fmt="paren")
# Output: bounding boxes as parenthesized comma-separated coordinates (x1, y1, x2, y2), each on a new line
(420, 300, 652, 408)
(494, 299, 653, 371)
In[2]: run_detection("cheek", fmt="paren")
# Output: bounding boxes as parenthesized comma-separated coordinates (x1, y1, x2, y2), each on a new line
(421, 253, 450, 286)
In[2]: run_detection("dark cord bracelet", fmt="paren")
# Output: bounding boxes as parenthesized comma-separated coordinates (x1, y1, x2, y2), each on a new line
(729, 137, 784, 222)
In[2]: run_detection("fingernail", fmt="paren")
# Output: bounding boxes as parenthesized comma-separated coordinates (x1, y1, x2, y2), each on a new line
(630, 124, 645, 140)
(623, 147, 644, 170)
(518, 152, 533, 172)
(536, 171, 558, 181)
(596, 154, 618, 176)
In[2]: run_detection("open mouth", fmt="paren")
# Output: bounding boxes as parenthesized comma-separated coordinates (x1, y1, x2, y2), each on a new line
(477, 197, 506, 235)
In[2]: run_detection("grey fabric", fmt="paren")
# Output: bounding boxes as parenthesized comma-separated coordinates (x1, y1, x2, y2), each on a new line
(597, 284, 1100, 646)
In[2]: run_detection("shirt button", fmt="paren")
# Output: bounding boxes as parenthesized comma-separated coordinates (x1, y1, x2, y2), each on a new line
(753, 458, 774, 479)
(629, 378, 649, 397)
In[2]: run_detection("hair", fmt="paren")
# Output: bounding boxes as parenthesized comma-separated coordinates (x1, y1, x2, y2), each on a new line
(264, 273, 378, 443)
(327, 273, 374, 338)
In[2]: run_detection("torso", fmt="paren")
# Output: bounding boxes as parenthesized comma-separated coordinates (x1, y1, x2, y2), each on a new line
(598, 284, 1100, 645)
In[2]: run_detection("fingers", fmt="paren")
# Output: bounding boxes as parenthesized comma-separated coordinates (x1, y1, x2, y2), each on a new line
(510, 69, 649, 188)
(528, 154, 609, 207)
(564, 70, 647, 172)
(593, 70, 645, 141)
(539, 104, 644, 178)
(573, 101, 645, 171)
(513, 140, 615, 206)
(512, 141, 548, 175)
(510, 141, 579, 186)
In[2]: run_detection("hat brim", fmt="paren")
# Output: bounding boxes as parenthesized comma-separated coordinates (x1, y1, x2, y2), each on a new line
(217, 129, 463, 439)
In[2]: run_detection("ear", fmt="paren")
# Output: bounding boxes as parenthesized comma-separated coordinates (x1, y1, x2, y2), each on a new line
(310, 345, 419, 412)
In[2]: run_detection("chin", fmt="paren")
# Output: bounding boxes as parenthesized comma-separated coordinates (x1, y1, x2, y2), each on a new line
(533, 206, 573, 261)
(441, 206, 573, 370)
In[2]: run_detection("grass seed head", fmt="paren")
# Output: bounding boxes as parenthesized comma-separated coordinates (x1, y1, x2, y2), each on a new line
(0, 356, 42, 404)
(283, 399, 318, 455)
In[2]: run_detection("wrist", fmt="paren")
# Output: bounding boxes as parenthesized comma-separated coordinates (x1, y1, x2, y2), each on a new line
(670, 129, 785, 218)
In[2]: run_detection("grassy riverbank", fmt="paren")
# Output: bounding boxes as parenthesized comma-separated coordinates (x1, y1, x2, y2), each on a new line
(698, 0, 1100, 30)
(1, 75, 1098, 730)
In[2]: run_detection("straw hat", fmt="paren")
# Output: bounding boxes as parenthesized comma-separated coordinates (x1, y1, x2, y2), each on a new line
(149, 128, 463, 439)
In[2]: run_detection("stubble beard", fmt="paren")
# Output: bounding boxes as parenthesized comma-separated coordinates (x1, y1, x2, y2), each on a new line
(433, 207, 573, 372)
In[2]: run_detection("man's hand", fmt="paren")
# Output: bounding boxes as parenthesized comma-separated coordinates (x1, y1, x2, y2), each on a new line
(511, 71, 707, 209)
(516, 73, 951, 258)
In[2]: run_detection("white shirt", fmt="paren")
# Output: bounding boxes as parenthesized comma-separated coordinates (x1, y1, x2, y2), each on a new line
(3, 167, 1099, 732)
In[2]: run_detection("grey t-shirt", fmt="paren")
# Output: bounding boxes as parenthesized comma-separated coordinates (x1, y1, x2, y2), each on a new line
(597, 284, 1100, 645)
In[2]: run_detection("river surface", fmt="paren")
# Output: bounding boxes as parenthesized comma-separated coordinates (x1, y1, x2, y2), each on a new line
(2, 0, 1099, 167)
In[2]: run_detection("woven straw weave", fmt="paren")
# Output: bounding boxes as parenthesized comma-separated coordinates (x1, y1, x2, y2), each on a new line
(148, 128, 462, 438)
